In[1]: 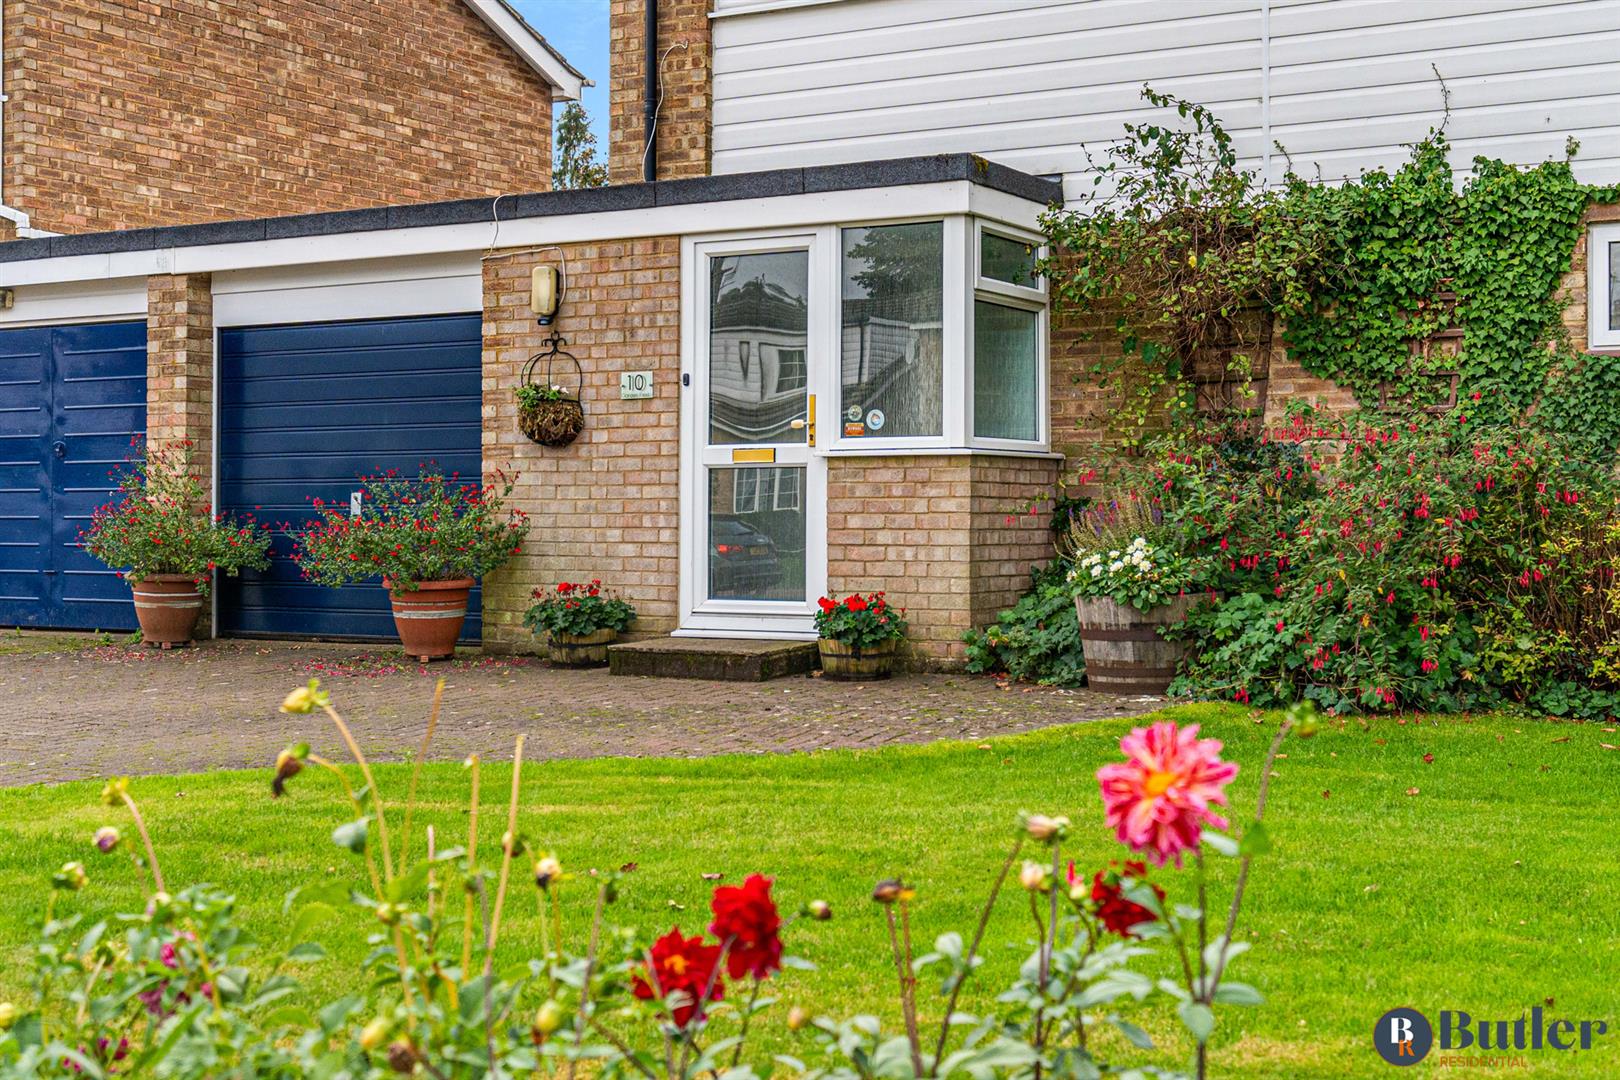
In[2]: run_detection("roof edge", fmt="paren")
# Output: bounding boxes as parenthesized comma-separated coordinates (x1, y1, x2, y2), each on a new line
(464, 0, 589, 101)
(0, 155, 1062, 266)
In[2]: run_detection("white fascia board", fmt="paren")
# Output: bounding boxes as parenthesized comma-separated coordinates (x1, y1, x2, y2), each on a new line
(463, 0, 587, 101)
(0, 276, 147, 328)
(0, 182, 982, 289)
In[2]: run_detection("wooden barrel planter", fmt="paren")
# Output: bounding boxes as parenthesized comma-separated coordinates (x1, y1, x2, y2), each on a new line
(130, 574, 205, 648)
(547, 628, 616, 668)
(818, 638, 898, 681)
(383, 577, 473, 662)
(1074, 595, 1192, 696)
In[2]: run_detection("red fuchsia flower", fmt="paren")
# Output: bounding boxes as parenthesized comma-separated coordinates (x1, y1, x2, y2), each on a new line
(633, 927, 724, 1028)
(709, 873, 782, 980)
(1097, 722, 1239, 867)
(1069, 860, 1165, 938)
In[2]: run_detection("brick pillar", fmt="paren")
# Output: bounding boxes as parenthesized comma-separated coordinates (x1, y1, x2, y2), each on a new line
(146, 274, 214, 461)
(609, 0, 712, 184)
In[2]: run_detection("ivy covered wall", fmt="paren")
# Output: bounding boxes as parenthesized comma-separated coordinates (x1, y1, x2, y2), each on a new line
(1043, 119, 1620, 463)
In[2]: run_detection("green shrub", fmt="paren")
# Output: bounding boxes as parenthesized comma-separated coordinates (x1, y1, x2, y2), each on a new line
(964, 562, 1085, 686)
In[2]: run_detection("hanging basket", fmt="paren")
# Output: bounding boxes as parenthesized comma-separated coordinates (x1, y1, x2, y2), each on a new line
(519, 331, 586, 448)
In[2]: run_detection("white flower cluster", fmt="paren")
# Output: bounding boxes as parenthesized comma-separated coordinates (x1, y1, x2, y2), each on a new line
(1067, 536, 1155, 583)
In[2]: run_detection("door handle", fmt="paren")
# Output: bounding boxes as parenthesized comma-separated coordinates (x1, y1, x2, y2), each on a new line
(806, 394, 816, 446)
(52, 441, 66, 459)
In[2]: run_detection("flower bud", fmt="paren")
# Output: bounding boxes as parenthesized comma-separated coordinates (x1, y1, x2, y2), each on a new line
(534, 855, 561, 889)
(359, 1017, 391, 1052)
(280, 679, 329, 715)
(533, 999, 565, 1037)
(386, 1040, 417, 1074)
(375, 903, 403, 926)
(1022, 813, 1070, 843)
(805, 899, 832, 921)
(93, 827, 122, 854)
(271, 746, 306, 798)
(54, 861, 89, 891)
(0, 1002, 16, 1030)
(100, 777, 130, 808)
(501, 831, 526, 857)
(871, 879, 905, 904)
(787, 1005, 811, 1031)
(1019, 860, 1049, 892)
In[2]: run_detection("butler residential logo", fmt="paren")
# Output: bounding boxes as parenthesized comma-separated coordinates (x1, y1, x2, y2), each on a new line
(1374, 1006, 1609, 1067)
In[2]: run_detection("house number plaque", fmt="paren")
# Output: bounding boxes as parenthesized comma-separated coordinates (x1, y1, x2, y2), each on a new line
(620, 371, 654, 399)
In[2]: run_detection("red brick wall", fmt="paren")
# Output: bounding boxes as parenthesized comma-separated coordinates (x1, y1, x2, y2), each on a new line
(145, 273, 213, 458)
(609, 0, 710, 184)
(481, 238, 683, 651)
(827, 454, 1057, 668)
(4, 0, 556, 233)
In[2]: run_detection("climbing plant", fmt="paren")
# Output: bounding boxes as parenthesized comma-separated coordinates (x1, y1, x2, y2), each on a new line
(1043, 86, 1620, 453)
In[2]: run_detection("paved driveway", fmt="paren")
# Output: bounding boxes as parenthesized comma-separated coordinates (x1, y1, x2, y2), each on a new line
(0, 634, 1159, 787)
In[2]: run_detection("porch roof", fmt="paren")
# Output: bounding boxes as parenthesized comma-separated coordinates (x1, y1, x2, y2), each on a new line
(0, 155, 1060, 269)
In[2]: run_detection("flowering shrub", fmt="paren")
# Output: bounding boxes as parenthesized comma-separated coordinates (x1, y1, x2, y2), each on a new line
(523, 579, 637, 637)
(0, 681, 1306, 1080)
(1068, 536, 1203, 611)
(814, 592, 909, 651)
(1063, 412, 1620, 715)
(963, 562, 1086, 686)
(83, 441, 271, 592)
(292, 466, 530, 591)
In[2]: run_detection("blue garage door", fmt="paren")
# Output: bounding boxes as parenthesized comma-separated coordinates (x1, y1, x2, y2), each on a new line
(0, 321, 146, 630)
(217, 314, 484, 640)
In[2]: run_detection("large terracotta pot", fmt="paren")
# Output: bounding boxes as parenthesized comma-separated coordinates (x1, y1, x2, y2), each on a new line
(130, 574, 205, 648)
(818, 637, 898, 681)
(547, 627, 616, 668)
(1074, 594, 1193, 696)
(383, 577, 473, 661)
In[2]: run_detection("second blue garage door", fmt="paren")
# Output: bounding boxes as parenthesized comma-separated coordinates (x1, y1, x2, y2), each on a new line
(217, 314, 484, 641)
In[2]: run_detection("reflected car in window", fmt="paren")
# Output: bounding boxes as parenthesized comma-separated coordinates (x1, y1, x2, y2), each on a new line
(709, 517, 782, 598)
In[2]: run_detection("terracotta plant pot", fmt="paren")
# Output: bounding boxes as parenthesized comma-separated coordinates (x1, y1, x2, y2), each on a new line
(130, 573, 205, 648)
(384, 577, 473, 662)
(1074, 594, 1193, 696)
(818, 637, 899, 681)
(547, 627, 616, 667)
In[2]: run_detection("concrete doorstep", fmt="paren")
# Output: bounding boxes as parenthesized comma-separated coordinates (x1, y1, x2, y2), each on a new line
(607, 636, 821, 681)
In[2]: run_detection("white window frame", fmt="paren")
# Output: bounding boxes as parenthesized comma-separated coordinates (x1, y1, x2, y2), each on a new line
(732, 468, 759, 514)
(1590, 222, 1620, 351)
(969, 220, 1049, 451)
(773, 466, 801, 511)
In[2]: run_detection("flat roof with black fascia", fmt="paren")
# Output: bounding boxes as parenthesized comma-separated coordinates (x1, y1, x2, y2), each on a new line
(0, 155, 1062, 266)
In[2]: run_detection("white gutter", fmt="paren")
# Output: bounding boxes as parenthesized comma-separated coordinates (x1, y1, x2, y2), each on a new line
(0, 6, 54, 238)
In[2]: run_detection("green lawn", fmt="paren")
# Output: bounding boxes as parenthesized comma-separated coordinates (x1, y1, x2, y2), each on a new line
(2, 703, 1618, 1078)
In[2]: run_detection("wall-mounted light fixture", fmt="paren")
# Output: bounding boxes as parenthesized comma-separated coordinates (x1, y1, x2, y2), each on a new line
(530, 264, 563, 325)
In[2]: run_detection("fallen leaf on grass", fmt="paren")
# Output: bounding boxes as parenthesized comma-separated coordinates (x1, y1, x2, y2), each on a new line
(1601, 744, 1619, 751)
(1549, 735, 1571, 743)
(1321, 790, 1331, 799)
(1422, 753, 1434, 764)
(701, 872, 724, 881)
(1405, 787, 1420, 796)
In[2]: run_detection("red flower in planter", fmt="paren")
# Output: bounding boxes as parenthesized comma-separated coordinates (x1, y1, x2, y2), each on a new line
(633, 927, 724, 1027)
(709, 873, 782, 980)
(844, 594, 867, 613)
(817, 597, 836, 613)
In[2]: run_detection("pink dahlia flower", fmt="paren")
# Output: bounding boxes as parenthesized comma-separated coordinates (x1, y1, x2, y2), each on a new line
(1097, 721, 1238, 866)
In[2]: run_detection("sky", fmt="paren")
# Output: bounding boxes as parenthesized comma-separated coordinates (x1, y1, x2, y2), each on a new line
(510, 0, 611, 151)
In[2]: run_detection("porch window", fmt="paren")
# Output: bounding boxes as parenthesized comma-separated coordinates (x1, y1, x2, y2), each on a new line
(840, 221, 945, 439)
(829, 217, 1048, 451)
(1592, 223, 1620, 350)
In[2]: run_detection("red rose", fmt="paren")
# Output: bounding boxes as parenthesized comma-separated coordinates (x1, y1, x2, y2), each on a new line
(633, 927, 723, 1027)
(709, 873, 782, 980)
(1072, 860, 1164, 938)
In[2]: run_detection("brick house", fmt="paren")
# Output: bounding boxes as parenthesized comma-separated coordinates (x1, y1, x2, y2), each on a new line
(1, 0, 1618, 669)
(0, 0, 585, 237)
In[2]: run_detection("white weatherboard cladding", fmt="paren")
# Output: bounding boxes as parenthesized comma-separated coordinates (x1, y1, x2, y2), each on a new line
(711, 0, 1620, 200)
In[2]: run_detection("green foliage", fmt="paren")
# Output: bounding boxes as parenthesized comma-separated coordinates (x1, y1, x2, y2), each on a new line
(523, 580, 637, 638)
(84, 441, 272, 594)
(552, 102, 607, 191)
(1042, 89, 1620, 442)
(962, 562, 1085, 686)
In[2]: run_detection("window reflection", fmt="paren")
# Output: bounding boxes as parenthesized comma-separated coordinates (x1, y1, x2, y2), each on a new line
(709, 251, 809, 445)
(709, 467, 806, 601)
(840, 222, 944, 439)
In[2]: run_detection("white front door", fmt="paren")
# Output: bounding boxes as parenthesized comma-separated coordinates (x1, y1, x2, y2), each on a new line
(680, 232, 829, 637)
